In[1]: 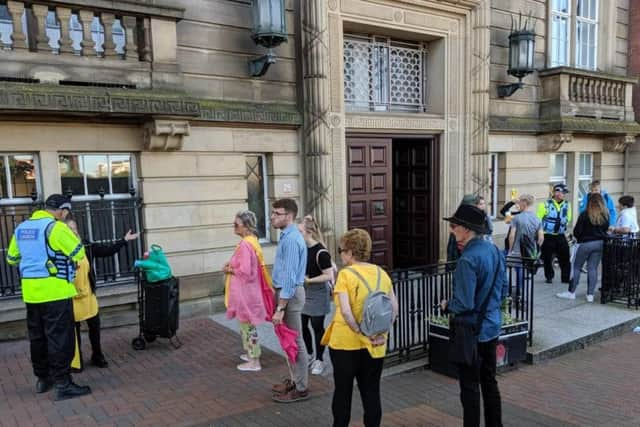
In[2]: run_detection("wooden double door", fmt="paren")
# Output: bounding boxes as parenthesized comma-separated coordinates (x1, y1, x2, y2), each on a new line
(346, 136, 439, 270)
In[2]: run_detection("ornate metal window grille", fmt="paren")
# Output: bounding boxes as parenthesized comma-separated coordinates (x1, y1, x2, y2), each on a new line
(344, 35, 426, 112)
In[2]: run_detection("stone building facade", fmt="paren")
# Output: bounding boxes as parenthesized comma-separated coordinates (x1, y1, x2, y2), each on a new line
(0, 0, 638, 335)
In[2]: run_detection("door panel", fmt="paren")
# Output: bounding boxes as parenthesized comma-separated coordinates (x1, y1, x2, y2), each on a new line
(347, 137, 393, 270)
(393, 138, 439, 268)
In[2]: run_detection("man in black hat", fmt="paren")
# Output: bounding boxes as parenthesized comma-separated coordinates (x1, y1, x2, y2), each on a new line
(536, 184, 573, 284)
(6, 194, 92, 401)
(441, 204, 507, 427)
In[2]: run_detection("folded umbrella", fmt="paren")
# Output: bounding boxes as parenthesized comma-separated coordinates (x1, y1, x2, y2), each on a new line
(274, 323, 298, 364)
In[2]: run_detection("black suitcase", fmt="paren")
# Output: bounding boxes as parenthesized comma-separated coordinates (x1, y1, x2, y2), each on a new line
(132, 276, 181, 350)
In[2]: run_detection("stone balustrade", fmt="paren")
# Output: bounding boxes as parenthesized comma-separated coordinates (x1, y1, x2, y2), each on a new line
(0, 1, 150, 61)
(539, 67, 637, 122)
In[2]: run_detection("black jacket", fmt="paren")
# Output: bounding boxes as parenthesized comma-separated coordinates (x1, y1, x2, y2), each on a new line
(84, 239, 128, 293)
(573, 212, 609, 244)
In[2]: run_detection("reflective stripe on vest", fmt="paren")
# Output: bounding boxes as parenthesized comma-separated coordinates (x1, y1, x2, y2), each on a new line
(542, 200, 569, 235)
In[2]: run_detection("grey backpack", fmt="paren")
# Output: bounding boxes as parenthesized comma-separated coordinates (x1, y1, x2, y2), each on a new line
(345, 266, 394, 336)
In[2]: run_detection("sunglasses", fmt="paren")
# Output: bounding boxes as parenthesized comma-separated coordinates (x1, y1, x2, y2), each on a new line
(338, 247, 347, 254)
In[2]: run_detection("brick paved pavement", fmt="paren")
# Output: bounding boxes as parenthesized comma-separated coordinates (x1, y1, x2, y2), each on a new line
(1, 317, 639, 427)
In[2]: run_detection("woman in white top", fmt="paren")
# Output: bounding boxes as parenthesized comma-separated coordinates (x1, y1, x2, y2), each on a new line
(612, 195, 639, 234)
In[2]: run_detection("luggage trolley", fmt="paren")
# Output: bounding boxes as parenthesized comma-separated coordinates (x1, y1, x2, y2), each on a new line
(131, 271, 182, 350)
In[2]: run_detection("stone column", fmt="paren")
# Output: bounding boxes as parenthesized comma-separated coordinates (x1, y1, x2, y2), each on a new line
(467, 0, 490, 198)
(300, 0, 334, 249)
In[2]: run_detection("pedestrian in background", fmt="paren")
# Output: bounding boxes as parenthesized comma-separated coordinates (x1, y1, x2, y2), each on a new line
(321, 228, 398, 427)
(612, 195, 639, 234)
(224, 210, 274, 372)
(578, 180, 616, 226)
(537, 184, 572, 284)
(270, 198, 309, 403)
(441, 204, 507, 427)
(299, 215, 333, 376)
(65, 218, 139, 371)
(557, 193, 609, 303)
(6, 194, 91, 401)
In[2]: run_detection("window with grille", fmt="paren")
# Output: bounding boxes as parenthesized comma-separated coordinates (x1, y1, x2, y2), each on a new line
(577, 152, 593, 204)
(0, 154, 40, 204)
(343, 34, 426, 113)
(550, 0, 598, 70)
(58, 153, 135, 198)
(246, 154, 270, 241)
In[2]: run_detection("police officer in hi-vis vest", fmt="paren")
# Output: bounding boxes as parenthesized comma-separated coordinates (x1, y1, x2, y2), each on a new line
(6, 194, 92, 401)
(536, 184, 573, 284)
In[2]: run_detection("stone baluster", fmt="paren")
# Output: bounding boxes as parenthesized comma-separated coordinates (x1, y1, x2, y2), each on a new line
(56, 6, 74, 55)
(569, 76, 576, 101)
(140, 17, 152, 62)
(603, 80, 611, 105)
(100, 12, 117, 58)
(6, 1, 27, 50)
(301, 0, 333, 248)
(31, 4, 50, 52)
(78, 10, 95, 56)
(122, 15, 139, 61)
(617, 82, 625, 106)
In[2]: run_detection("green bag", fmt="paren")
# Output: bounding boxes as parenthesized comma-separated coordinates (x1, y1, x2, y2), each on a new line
(134, 244, 173, 283)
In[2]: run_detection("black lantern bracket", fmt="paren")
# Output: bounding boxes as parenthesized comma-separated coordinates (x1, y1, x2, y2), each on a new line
(497, 12, 536, 98)
(248, 0, 288, 77)
(249, 51, 277, 77)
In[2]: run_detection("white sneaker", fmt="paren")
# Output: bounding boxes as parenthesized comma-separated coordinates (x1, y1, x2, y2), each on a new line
(556, 291, 576, 300)
(586, 294, 594, 303)
(310, 360, 324, 375)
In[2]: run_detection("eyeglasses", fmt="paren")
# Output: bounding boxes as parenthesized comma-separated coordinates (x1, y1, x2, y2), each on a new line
(233, 223, 241, 228)
(270, 211, 287, 217)
(338, 247, 346, 254)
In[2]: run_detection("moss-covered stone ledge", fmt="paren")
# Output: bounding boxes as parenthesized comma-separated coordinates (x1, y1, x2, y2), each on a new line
(0, 82, 302, 126)
(490, 115, 640, 135)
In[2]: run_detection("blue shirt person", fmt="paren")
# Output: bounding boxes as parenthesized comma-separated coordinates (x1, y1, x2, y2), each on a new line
(442, 203, 506, 427)
(578, 181, 616, 227)
(272, 223, 307, 299)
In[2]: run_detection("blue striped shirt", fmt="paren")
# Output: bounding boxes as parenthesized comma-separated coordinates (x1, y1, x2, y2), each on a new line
(272, 224, 307, 299)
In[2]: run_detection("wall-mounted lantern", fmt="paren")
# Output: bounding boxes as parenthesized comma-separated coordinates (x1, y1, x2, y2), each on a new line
(497, 13, 536, 98)
(248, 0, 288, 77)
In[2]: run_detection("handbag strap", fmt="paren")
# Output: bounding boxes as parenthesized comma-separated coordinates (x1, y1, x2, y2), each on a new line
(473, 246, 502, 333)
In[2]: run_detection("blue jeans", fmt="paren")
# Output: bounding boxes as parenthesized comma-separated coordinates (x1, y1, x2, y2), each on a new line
(568, 240, 603, 296)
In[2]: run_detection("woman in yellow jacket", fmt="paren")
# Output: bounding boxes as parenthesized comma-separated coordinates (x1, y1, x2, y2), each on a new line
(321, 228, 398, 427)
(66, 218, 139, 371)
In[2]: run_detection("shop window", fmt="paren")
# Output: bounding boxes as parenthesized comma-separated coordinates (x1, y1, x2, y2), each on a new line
(58, 153, 135, 198)
(0, 154, 40, 203)
(246, 154, 270, 240)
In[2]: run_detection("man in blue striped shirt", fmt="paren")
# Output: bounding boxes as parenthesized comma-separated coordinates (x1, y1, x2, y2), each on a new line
(270, 198, 309, 403)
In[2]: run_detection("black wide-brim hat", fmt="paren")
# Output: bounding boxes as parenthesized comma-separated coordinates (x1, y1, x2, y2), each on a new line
(443, 204, 489, 234)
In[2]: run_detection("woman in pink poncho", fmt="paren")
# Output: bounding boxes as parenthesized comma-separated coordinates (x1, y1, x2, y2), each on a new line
(223, 210, 274, 372)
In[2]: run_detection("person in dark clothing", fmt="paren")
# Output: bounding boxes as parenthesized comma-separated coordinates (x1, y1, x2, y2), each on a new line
(441, 204, 508, 427)
(298, 215, 334, 376)
(447, 194, 493, 267)
(65, 218, 139, 370)
(556, 193, 609, 302)
(537, 184, 573, 284)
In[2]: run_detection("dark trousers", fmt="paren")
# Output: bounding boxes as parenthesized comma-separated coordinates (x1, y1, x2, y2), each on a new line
(541, 233, 571, 283)
(330, 348, 384, 427)
(26, 298, 74, 384)
(301, 314, 326, 361)
(75, 314, 103, 369)
(457, 338, 502, 427)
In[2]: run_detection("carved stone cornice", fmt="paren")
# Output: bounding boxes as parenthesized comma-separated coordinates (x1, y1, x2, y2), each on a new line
(0, 82, 303, 126)
(144, 119, 189, 151)
(0, 82, 200, 117)
(604, 134, 637, 152)
(537, 133, 573, 152)
(345, 114, 446, 130)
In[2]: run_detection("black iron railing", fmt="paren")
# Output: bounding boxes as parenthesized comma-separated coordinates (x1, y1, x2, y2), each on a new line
(602, 234, 640, 309)
(386, 257, 536, 364)
(0, 198, 143, 298)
